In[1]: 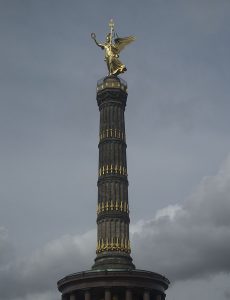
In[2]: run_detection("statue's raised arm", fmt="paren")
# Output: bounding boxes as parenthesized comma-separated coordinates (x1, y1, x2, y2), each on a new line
(91, 20, 136, 76)
(91, 33, 104, 50)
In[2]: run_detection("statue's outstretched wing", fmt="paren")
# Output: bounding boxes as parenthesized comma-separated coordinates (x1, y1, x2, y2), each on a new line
(113, 36, 136, 53)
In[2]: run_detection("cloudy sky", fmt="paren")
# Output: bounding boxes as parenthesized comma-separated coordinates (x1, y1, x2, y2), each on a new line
(1, 1, 230, 299)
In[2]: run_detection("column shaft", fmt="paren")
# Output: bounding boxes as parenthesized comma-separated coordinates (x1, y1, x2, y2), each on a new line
(126, 289, 132, 300)
(143, 290, 150, 300)
(70, 293, 76, 300)
(105, 289, 111, 300)
(93, 76, 135, 270)
(85, 290, 91, 300)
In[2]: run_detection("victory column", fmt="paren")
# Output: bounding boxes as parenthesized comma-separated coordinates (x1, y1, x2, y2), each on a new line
(57, 20, 169, 300)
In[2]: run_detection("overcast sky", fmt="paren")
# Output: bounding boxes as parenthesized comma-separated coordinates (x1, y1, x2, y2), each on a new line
(0, 1, 230, 300)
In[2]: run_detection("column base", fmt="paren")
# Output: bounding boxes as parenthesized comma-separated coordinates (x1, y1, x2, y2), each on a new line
(92, 252, 135, 270)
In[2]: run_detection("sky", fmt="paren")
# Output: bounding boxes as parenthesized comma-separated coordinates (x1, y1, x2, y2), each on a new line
(0, 0, 230, 299)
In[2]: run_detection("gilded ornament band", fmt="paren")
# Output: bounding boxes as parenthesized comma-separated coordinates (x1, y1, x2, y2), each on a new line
(99, 164, 127, 176)
(99, 128, 125, 141)
(97, 200, 129, 214)
(97, 81, 127, 92)
(96, 238, 131, 254)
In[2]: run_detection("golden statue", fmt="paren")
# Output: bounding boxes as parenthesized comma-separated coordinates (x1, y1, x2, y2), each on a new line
(91, 19, 135, 76)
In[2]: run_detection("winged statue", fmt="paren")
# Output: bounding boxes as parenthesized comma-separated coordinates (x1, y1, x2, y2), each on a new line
(91, 20, 135, 76)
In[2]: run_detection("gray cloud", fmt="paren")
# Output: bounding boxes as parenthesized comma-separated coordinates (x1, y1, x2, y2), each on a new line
(225, 290, 230, 300)
(169, 274, 230, 300)
(7, 291, 58, 300)
(1, 154, 230, 299)
(132, 154, 230, 280)
(0, 230, 95, 300)
(0, 227, 14, 266)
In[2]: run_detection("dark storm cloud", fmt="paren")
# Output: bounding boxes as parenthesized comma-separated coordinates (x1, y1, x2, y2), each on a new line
(1, 154, 230, 300)
(169, 274, 230, 300)
(132, 154, 230, 280)
(0, 230, 95, 300)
